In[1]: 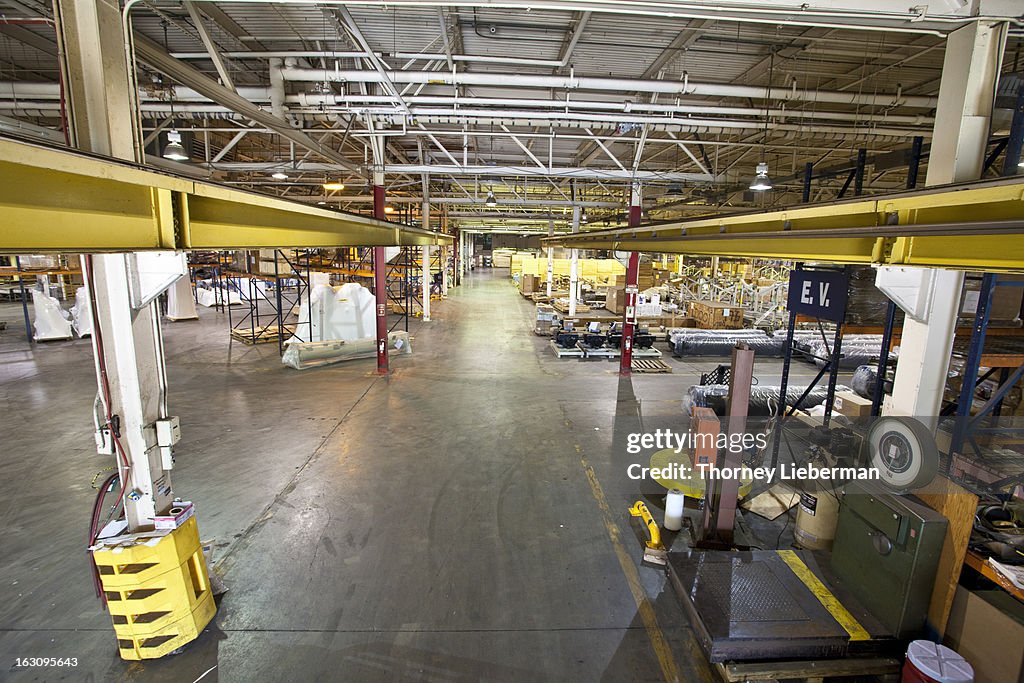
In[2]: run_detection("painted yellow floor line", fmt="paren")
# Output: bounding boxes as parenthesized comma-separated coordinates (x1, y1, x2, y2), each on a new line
(578, 445, 684, 683)
(777, 550, 870, 641)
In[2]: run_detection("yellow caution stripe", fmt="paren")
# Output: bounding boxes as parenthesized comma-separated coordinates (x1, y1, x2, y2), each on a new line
(777, 550, 870, 641)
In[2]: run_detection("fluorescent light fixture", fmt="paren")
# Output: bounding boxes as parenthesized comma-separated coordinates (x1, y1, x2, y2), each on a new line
(162, 129, 189, 161)
(485, 189, 497, 207)
(271, 171, 289, 180)
(322, 181, 345, 191)
(749, 162, 773, 191)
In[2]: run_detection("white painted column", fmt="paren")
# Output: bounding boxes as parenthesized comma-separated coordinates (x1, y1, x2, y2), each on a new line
(58, 0, 176, 529)
(568, 206, 581, 317)
(546, 218, 554, 297)
(882, 20, 1007, 424)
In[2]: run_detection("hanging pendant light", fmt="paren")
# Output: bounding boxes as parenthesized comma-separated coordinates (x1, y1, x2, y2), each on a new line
(163, 129, 189, 161)
(749, 49, 777, 193)
(749, 162, 773, 191)
(160, 21, 190, 162)
(485, 189, 497, 207)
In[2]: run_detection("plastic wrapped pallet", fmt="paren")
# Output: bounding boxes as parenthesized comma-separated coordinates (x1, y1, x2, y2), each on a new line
(845, 266, 889, 325)
(672, 334, 783, 357)
(70, 286, 92, 337)
(684, 383, 851, 417)
(808, 339, 891, 370)
(851, 365, 881, 399)
(669, 329, 782, 357)
(31, 290, 73, 341)
(282, 331, 411, 370)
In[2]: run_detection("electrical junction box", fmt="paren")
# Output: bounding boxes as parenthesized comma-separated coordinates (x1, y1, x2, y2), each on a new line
(155, 416, 181, 447)
(831, 482, 947, 639)
(155, 417, 181, 470)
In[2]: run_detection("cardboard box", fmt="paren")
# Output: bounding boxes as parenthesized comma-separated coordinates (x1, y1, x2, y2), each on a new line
(605, 287, 626, 315)
(520, 274, 539, 294)
(961, 275, 1024, 322)
(945, 586, 1024, 683)
(688, 300, 745, 329)
(833, 390, 872, 418)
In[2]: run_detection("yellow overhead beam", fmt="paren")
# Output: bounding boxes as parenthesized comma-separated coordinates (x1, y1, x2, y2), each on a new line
(0, 137, 451, 253)
(545, 178, 1024, 272)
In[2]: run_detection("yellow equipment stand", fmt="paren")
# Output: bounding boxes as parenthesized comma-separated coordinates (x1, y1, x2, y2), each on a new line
(92, 516, 216, 660)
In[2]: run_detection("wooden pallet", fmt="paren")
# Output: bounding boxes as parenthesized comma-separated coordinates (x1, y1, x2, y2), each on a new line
(632, 358, 672, 373)
(230, 324, 294, 345)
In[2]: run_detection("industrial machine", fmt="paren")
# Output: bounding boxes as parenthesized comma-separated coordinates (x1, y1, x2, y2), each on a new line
(633, 328, 655, 349)
(830, 482, 948, 639)
(661, 345, 946, 674)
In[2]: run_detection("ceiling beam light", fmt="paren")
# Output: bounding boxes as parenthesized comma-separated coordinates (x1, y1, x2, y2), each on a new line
(749, 162, 773, 191)
(162, 129, 189, 161)
(271, 171, 289, 180)
(322, 181, 346, 191)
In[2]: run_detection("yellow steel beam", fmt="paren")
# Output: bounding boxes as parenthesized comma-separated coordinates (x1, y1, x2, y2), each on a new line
(545, 178, 1024, 272)
(0, 137, 451, 253)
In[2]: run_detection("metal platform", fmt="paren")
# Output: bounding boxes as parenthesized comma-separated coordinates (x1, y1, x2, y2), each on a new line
(632, 346, 663, 359)
(578, 343, 620, 358)
(666, 550, 895, 664)
(549, 340, 585, 357)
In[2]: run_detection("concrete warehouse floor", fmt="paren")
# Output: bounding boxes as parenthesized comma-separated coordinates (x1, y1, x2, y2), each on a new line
(0, 270, 836, 682)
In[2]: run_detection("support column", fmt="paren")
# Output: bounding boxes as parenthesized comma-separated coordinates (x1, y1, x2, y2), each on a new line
(882, 20, 1007, 423)
(546, 219, 554, 297)
(421, 165, 432, 321)
(440, 212, 449, 297)
(57, 0, 174, 529)
(619, 183, 643, 376)
(373, 173, 389, 374)
(568, 206, 580, 317)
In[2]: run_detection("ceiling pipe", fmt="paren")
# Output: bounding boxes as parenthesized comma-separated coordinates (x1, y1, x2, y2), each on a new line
(0, 82, 933, 126)
(0, 102, 929, 140)
(278, 66, 938, 109)
(289, 93, 934, 125)
(210, 161, 715, 181)
(173, 50, 568, 68)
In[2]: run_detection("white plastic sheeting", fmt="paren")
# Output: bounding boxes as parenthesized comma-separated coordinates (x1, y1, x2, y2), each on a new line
(290, 282, 376, 344)
(166, 276, 199, 321)
(70, 286, 92, 337)
(196, 284, 241, 307)
(282, 331, 411, 370)
(32, 290, 72, 341)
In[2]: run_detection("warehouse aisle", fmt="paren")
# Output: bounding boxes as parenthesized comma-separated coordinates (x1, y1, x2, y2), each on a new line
(0, 273, 718, 682)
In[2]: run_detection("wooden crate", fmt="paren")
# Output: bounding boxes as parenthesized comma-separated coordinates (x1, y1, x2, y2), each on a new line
(552, 298, 590, 314)
(688, 300, 745, 329)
